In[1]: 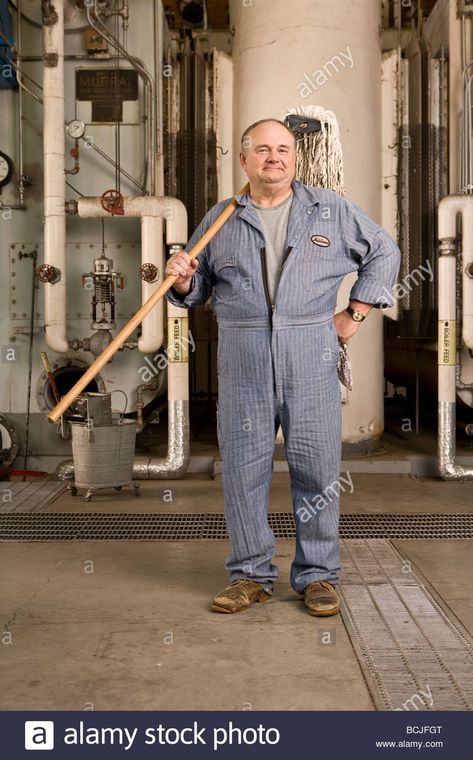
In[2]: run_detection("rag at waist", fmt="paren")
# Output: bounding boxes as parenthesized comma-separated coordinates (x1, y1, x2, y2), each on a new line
(217, 312, 334, 329)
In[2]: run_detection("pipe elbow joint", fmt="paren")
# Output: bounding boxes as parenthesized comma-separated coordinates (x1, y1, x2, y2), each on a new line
(45, 329, 69, 354)
(163, 198, 187, 246)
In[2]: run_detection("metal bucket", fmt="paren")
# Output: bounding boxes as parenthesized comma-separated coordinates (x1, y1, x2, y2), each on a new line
(71, 420, 136, 489)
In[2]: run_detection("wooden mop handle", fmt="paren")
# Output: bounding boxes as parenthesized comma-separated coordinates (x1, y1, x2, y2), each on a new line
(41, 351, 61, 405)
(47, 183, 250, 424)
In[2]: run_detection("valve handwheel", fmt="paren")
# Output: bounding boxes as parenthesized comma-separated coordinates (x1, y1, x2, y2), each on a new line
(100, 189, 125, 216)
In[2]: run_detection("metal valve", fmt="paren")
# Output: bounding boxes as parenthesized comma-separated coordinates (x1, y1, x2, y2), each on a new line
(100, 189, 125, 216)
(82, 254, 123, 331)
(37, 263, 61, 284)
(140, 263, 159, 283)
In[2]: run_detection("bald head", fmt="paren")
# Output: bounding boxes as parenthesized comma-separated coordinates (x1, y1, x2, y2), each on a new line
(240, 119, 296, 152)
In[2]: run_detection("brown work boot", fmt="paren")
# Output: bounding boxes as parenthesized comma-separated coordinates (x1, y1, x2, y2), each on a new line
(212, 579, 271, 614)
(303, 580, 340, 616)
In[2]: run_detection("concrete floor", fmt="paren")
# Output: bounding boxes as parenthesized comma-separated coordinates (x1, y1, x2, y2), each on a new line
(1, 470, 472, 711)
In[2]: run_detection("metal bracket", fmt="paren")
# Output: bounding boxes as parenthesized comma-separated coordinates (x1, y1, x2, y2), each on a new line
(439, 238, 456, 255)
(65, 199, 78, 215)
(43, 52, 59, 68)
(42, 1, 58, 26)
(458, 0, 473, 16)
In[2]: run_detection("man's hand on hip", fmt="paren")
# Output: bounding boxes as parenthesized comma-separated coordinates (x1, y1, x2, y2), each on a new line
(333, 310, 362, 344)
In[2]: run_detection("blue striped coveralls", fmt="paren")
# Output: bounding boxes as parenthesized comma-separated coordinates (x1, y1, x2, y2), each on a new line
(167, 179, 401, 594)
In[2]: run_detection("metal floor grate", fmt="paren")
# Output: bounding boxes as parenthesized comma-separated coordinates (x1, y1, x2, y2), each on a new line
(0, 512, 473, 540)
(340, 540, 473, 710)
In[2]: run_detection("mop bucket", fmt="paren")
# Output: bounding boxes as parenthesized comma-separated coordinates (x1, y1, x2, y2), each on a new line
(70, 419, 138, 497)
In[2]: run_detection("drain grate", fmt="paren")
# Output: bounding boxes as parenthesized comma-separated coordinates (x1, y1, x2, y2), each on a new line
(0, 512, 473, 540)
(340, 540, 473, 710)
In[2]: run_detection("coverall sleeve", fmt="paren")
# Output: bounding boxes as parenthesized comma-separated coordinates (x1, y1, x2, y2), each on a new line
(166, 210, 215, 309)
(342, 198, 401, 309)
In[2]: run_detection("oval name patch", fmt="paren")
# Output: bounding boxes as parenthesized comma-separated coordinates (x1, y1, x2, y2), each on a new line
(311, 234, 330, 248)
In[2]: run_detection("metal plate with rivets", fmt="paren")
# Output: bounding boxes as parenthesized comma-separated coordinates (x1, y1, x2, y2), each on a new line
(0, 481, 66, 514)
(340, 540, 473, 710)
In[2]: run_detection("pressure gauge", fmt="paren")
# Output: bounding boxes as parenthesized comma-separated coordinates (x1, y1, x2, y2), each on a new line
(66, 119, 86, 139)
(0, 151, 14, 188)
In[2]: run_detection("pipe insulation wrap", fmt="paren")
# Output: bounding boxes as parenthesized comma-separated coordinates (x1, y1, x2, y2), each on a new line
(43, 0, 68, 352)
(77, 197, 188, 245)
(438, 402, 473, 480)
(437, 196, 473, 480)
(439, 195, 473, 350)
(139, 215, 164, 352)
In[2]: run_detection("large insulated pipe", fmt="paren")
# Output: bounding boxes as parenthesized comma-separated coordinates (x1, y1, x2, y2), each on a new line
(140, 215, 164, 351)
(76, 196, 187, 353)
(43, 0, 68, 353)
(438, 195, 473, 480)
(133, 300, 190, 478)
(229, 0, 386, 445)
(439, 196, 473, 348)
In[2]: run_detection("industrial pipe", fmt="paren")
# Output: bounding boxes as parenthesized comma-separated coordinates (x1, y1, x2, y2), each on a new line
(438, 195, 473, 480)
(133, 301, 190, 478)
(43, 0, 68, 352)
(47, 183, 250, 424)
(86, 1, 156, 194)
(135, 370, 166, 433)
(438, 196, 473, 349)
(16, 0, 25, 207)
(77, 195, 187, 353)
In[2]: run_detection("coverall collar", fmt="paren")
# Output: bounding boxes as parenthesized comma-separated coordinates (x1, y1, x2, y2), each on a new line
(234, 179, 320, 248)
(234, 178, 319, 209)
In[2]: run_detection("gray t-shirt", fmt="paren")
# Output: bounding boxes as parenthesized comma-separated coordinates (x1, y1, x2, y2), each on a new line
(252, 192, 293, 303)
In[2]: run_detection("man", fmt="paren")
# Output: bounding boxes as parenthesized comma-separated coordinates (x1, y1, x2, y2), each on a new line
(165, 119, 400, 616)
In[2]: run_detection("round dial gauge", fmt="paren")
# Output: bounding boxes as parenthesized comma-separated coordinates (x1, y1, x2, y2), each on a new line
(66, 119, 86, 139)
(0, 151, 14, 188)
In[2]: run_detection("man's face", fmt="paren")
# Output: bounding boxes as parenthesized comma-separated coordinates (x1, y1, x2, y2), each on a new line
(240, 122, 296, 190)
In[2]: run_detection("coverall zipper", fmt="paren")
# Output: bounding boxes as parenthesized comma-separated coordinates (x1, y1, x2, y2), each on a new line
(260, 247, 274, 324)
(280, 245, 293, 271)
(260, 245, 295, 401)
(260, 247, 276, 397)
(259, 245, 294, 323)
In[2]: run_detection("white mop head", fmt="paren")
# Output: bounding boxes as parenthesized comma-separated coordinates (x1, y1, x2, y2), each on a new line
(285, 105, 346, 196)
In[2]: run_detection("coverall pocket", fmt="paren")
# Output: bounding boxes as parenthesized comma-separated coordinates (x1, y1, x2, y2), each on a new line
(213, 257, 240, 302)
(302, 249, 334, 293)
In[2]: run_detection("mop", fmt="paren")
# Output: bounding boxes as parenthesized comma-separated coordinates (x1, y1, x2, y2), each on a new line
(284, 105, 346, 195)
(284, 105, 352, 392)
